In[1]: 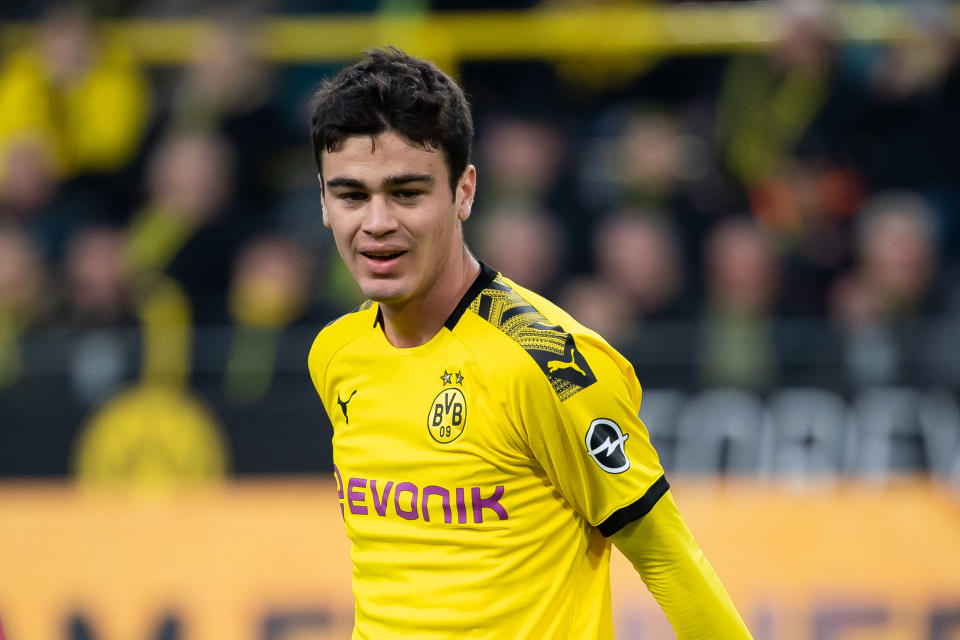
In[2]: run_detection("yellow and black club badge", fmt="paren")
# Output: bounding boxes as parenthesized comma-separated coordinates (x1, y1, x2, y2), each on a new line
(428, 370, 466, 444)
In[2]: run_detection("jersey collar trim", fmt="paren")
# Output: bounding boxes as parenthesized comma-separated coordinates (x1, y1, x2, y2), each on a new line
(443, 261, 497, 331)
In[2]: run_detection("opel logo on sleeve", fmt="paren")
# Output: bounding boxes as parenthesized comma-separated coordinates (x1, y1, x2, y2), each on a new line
(585, 418, 630, 474)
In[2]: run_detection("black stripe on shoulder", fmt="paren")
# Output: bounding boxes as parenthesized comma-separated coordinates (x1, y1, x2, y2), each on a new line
(465, 273, 597, 401)
(597, 475, 670, 537)
(444, 262, 498, 330)
(322, 299, 376, 329)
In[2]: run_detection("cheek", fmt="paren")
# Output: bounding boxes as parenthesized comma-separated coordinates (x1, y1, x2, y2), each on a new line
(419, 215, 454, 250)
(329, 219, 357, 253)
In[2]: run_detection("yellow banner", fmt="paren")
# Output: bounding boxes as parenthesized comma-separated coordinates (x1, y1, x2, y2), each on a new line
(1, 478, 958, 639)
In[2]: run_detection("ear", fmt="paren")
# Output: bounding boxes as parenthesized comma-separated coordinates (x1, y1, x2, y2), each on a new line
(456, 165, 477, 223)
(319, 172, 330, 228)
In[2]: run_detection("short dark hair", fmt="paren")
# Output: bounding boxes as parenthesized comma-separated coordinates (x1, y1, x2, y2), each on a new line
(310, 47, 473, 196)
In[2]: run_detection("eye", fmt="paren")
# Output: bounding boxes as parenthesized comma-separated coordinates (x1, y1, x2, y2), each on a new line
(393, 190, 422, 202)
(337, 191, 368, 204)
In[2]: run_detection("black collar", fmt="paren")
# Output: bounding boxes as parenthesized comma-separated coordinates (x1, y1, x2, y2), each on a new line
(443, 261, 497, 330)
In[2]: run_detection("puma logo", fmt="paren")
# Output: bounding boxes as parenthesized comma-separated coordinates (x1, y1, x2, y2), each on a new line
(337, 390, 358, 424)
(547, 348, 586, 377)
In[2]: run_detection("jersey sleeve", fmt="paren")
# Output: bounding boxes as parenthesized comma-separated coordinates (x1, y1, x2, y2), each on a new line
(613, 492, 754, 638)
(306, 302, 377, 417)
(516, 330, 668, 537)
(306, 316, 355, 418)
(307, 331, 330, 408)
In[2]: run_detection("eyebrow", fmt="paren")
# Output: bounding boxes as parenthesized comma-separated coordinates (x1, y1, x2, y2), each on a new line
(324, 177, 364, 189)
(325, 173, 436, 190)
(384, 173, 435, 187)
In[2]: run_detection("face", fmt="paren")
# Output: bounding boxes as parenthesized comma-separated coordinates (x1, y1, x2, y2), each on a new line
(320, 130, 475, 307)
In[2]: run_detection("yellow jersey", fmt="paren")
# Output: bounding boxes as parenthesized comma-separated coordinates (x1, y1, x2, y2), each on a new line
(308, 264, 668, 639)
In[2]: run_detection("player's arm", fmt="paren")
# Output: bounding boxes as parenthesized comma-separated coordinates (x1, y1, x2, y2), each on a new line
(611, 490, 752, 639)
(515, 326, 750, 637)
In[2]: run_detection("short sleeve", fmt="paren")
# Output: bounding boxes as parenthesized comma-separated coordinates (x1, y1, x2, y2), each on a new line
(307, 330, 332, 407)
(517, 331, 668, 537)
(306, 303, 376, 411)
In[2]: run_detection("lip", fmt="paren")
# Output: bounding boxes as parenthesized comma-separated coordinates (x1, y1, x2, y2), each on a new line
(359, 249, 408, 275)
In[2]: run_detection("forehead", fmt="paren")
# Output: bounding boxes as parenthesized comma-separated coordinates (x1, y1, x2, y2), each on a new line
(321, 130, 448, 183)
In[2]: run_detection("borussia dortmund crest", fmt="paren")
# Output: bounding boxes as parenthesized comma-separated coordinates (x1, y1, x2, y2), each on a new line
(428, 370, 467, 444)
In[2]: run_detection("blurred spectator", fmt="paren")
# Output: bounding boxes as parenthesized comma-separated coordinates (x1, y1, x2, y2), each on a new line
(127, 130, 250, 324)
(558, 276, 634, 350)
(0, 227, 49, 387)
(592, 211, 688, 323)
(713, 0, 885, 318)
(700, 217, 783, 389)
(714, 0, 838, 190)
(844, 3, 960, 250)
(0, 139, 57, 222)
(618, 111, 692, 204)
(223, 234, 323, 403)
(63, 226, 134, 327)
(163, 20, 288, 208)
(0, 110, 121, 262)
(228, 235, 312, 331)
(119, 131, 249, 394)
(581, 211, 695, 384)
(474, 207, 565, 298)
(853, 192, 939, 321)
(0, 5, 149, 182)
(61, 226, 140, 404)
(579, 107, 734, 270)
(867, 5, 954, 105)
(748, 158, 866, 315)
(829, 191, 941, 385)
(476, 115, 565, 212)
(0, 139, 65, 257)
(474, 112, 579, 257)
(473, 115, 586, 278)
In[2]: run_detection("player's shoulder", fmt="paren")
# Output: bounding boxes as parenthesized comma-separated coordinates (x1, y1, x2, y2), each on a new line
(307, 300, 378, 375)
(459, 272, 621, 402)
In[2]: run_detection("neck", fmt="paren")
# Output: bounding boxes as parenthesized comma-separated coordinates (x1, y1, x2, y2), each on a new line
(379, 247, 480, 348)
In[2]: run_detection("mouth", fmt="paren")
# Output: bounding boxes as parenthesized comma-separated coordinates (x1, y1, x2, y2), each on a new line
(359, 250, 408, 275)
(360, 250, 407, 262)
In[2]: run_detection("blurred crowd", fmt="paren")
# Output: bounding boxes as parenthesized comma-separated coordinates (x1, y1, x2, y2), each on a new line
(2, 2, 960, 478)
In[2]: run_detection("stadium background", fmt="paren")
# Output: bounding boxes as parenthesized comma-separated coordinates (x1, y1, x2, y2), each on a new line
(1, 1, 960, 638)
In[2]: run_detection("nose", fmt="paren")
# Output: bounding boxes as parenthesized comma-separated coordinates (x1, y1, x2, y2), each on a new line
(360, 195, 398, 237)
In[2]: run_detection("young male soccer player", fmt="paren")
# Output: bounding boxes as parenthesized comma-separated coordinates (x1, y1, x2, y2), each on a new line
(308, 48, 752, 639)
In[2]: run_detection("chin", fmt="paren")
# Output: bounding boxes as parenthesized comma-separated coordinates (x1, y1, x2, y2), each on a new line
(360, 280, 410, 305)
